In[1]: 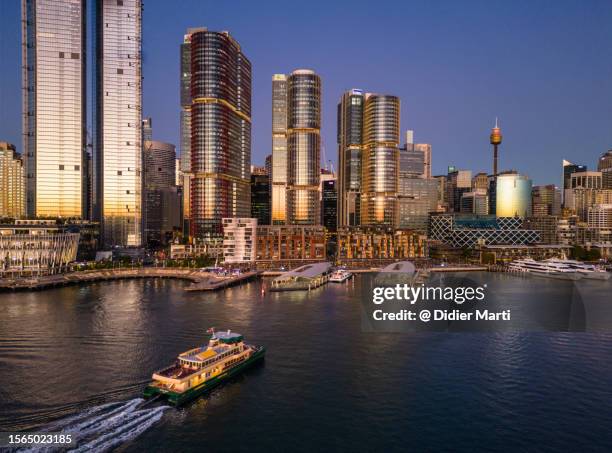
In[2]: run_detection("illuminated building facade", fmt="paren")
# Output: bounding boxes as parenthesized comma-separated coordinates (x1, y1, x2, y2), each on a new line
(286, 70, 321, 225)
(222, 217, 257, 263)
(22, 0, 87, 219)
(271, 74, 288, 225)
(0, 142, 25, 219)
(361, 94, 400, 227)
(531, 184, 561, 217)
(495, 173, 532, 218)
(94, 0, 143, 247)
(337, 89, 364, 227)
(255, 225, 326, 267)
(190, 30, 251, 238)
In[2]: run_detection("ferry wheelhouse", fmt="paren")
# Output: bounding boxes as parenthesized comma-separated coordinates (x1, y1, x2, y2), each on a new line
(144, 330, 265, 406)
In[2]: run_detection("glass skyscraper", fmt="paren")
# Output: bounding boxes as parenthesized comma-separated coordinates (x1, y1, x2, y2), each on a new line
(271, 74, 288, 225)
(337, 89, 364, 227)
(286, 69, 321, 225)
(94, 0, 143, 247)
(22, 0, 87, 219)
(190, 30, 251, 238)
(496, 173, 532, 218)
(361, 94, 400, 227)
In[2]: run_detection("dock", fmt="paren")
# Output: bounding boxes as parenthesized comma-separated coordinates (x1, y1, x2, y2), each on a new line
(270, 262, 332, 291)
(0, 268, 260, 292)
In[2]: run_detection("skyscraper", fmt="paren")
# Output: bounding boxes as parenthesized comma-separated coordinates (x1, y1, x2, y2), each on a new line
(286, 69, 321, 225)
(0, 142, 25, 219)
(251, 166, 271, 226)
(94, 0, 143, 247)
(361, 94, 400, 227)
(322, 179, 338, 232)
(337, 89, 364, 227)
(190, 30, 251, 238)
(271, 74, 288, 225)
(496, 172, 532, 217)
(22, 0, 86, 219)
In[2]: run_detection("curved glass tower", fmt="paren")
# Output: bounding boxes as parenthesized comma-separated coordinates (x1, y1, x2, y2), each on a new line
(287, 69, 321, 225)
(495, 173, 532, 218)
(190, 30, 251, 238)
(361, 94, 400, 226)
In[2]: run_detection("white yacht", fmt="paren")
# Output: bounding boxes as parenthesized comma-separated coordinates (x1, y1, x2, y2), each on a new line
(545, 259, 611, 280)
(508, 258, 583, 280)
(329, 269, 353, 283)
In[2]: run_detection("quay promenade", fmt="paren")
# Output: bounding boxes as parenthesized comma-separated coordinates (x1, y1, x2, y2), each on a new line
(0, 268, 261, 292)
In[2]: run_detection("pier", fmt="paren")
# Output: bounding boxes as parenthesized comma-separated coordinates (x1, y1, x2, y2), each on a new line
(270, 262, 332, 291)
(0, 268, 261, 292)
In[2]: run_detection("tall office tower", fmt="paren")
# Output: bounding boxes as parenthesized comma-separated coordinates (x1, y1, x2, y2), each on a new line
(251, 166, 271, 225)
(286, 69, 321, 225)
(142, 117, 153, 142)
(361, 94, 400, 226)
(532, 184, 561, 217)
(22, 0, 86, 219)
(271, 74, 288, 224)
(569, 171, 603, 189)
(472, 172, 489, 190)
(597, 150, 612, 171)
(496, 173, 532, 217)
(337, 89, 364, 227)
(414, 144, 432, 179)
(490, 118, 502, 176)
(398, 155, 438, 231)
(0, 142, 26, 219)
(322, 179, 338, 232)
(143, 141, 179, 246)
(190, 30, 251, 238)
(460, 190, 489, 215)
(562, 159, 587, 206)
(446, 168, 472, 212)
(94, 0, 143, 247)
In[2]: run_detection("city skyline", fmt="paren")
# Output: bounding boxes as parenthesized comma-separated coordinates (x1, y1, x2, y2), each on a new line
(2, 1, 611, 187)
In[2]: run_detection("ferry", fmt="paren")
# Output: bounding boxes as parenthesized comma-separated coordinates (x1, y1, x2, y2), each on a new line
(144, 329, 265, 406)
(508, 258, 582, 280)
(329, 269, 353, 283)
(545, 259, 611, 280)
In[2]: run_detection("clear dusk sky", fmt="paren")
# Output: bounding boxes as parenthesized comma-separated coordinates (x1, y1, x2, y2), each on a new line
(1, 0, 611, 185)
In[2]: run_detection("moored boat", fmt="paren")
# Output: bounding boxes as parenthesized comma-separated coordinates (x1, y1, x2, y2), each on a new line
(144, 329, 265, 406)
(329, 269, 353, 283)
(508, 258, 582, 280)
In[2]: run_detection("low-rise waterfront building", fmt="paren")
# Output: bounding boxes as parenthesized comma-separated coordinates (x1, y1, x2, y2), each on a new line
(0, 221, 80, 277)
(428, 213, 540, 248)
(255, 225, 326, 269)
(336, 226, 427, 267)
(222, 218, 257, 264)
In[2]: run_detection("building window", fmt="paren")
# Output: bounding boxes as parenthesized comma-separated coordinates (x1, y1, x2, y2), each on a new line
(117, 68, 123, 74)
(117, 171, 122, 175)
(59, 165, 64, 170)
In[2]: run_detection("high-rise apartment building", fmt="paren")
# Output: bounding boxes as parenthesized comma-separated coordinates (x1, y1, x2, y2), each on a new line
(271, 74, 288, 225)
(22, 0, 87, 219)
(190, 30, 251, 238)
(0, 142, 25, 219)
(286, 70, 321, 225)
(361, 94, 400, 226)
(94, 0, 143, 247)
(337, 89, 364, 227)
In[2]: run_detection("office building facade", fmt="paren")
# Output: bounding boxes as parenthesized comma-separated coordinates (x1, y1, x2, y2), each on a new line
(94, 0, 143, 247)
(22, 0, 87, 219)
(271, 74, 288, 225)
(251, 167, 271, 226)
(286, 70, 321, 225)
(495, 173, 532, 218)
(0, 142, 26, 219)
(189, 30, 252, 238)
(361, 94, 400, 227)
(337, 89, 364, 227)
(322, 179, 338, 232)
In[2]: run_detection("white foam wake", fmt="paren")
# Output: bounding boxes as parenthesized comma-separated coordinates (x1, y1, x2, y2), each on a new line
(19, 398, 169, 453)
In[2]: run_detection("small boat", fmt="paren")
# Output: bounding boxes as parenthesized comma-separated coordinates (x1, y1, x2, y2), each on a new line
(329, 269, 353, 283)
(144, 329, 265, 406)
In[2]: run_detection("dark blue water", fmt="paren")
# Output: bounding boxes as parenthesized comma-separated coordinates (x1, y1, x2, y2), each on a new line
(1, 274, 612, 452)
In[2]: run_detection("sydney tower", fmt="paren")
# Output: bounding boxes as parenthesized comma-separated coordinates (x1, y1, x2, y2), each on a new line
(490, 118, 502, 176)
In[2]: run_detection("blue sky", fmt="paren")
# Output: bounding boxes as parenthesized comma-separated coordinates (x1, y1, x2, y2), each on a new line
(1, 0, 611, 185)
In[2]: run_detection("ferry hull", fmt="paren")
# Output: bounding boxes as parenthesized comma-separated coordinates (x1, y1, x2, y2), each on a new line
(144, 346, 265, 406)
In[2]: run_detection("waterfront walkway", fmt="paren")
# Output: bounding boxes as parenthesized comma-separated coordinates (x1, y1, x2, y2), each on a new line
(0, 268, 261, 292)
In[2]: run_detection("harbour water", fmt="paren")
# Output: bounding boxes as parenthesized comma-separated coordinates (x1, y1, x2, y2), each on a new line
(1, 273, 612, 451)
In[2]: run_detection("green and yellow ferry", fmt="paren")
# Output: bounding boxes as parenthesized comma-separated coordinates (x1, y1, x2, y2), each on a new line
(144, 329, 265, 406)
